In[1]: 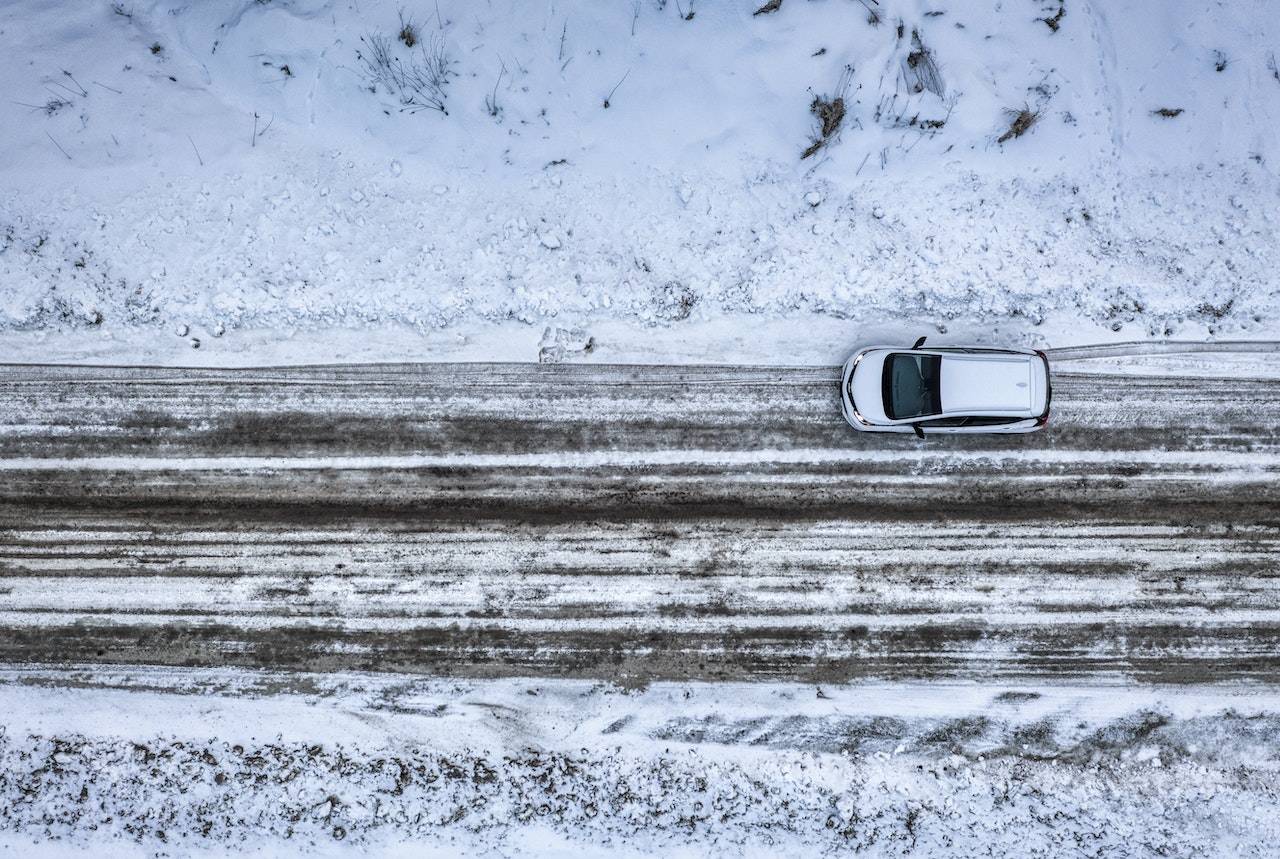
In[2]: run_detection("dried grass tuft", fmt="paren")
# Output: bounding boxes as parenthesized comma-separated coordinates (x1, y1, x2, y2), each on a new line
(997, 106, 1039, 143)
(357, 32, 451, 115)
(801, 67, 852, 159)
(398, 9, 418, 48)
(1041, 5, 1065, 32)
(904, 30, 944, 97)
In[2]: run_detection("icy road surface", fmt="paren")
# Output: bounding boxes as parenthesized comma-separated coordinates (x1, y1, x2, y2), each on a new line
(1, 361, 1278, 685)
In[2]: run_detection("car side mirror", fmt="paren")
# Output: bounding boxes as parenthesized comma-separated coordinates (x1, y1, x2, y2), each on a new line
(912, 336, 927, 349)
(912, 424, 925, 439)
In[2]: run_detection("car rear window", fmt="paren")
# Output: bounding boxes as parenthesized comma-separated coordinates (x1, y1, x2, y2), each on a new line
(882, 353, 941, 419)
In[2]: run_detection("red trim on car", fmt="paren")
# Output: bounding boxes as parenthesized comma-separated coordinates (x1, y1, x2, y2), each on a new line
(1034, 350, 1052, 426)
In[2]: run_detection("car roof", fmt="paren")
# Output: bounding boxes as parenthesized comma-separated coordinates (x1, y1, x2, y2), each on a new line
(937, 353, 1035, 414)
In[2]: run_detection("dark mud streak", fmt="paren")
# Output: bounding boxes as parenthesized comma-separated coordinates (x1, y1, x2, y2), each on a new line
(2, 621, 1279, 684)
(1, 363, 1279, 683)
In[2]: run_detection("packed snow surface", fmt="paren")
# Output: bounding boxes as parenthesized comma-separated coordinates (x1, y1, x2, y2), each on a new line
(1, 0, 1278, 364)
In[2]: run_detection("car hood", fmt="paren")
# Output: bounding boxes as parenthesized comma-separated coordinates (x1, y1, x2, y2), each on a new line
(940, 355, 1036, 414)
(849, 350, 890, 423)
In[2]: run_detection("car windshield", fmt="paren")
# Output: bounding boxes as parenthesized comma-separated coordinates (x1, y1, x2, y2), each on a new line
(882, 353, 941, 419)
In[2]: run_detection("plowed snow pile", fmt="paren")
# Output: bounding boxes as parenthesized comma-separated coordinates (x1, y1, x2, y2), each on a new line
(0, 0, 1276, 364)
(3, 673, 1280, 857)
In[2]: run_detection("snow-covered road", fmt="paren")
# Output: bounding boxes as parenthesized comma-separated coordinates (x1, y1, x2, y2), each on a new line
(2, 361, 1278, 684)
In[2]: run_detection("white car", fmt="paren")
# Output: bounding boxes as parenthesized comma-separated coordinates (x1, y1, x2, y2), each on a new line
(840, 338, 1051, 435)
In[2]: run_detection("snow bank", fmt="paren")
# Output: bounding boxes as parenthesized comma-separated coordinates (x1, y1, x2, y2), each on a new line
(1, 0, 1277, 364)
(2, 671, 1280, 856)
